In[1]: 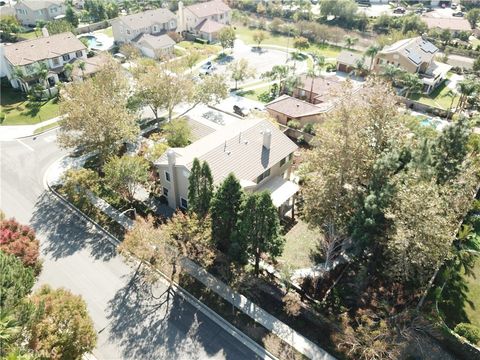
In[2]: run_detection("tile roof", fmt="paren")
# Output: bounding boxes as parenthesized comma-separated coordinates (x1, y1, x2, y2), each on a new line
(266, 95, 325, 118)
(336, 50, 365, 68)
(422, 16, 471, 31)
(156, 118, 298, 185)
(71, 53, 110, 77)
(3, 32, 86, 66)
(380, 37, 438, 66)
(297, 74, 344, 102)
(136, 33, 175, 49)
(195, 19, 226, 34)
(15, 0, 63, 11)
(111, 8, 176, 30)
(185, 0, 230, 18)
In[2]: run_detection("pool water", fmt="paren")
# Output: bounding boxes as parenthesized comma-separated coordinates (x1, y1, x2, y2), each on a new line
(79, 35, 103, 49)
(419, 117, 448, 131)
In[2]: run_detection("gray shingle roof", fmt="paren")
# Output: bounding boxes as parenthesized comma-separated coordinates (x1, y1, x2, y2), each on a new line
(185, 0, 230, 18)
(15, 0, 63, 11)
(266, 95, 324, 118)
(156, 118, 298, 185)
(136, 33, 175, 49)
(381, 37, 438, 66)
(112, 8, 176, 30)
(336, 50, 364, 68)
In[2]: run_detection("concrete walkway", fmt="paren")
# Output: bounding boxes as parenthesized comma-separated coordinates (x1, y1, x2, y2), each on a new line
(0, 116, 61, 141)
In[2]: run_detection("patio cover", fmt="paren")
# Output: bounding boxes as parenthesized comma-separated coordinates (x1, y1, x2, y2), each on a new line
(257, 176, 299, 208)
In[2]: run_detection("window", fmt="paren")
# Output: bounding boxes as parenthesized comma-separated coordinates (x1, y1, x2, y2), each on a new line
(165, 171, 171, 182)
(62, 54, 70, 61)
(256, 168, 271, 183)
(76, 50, 83, 58)
(280, 157, 286, 167)
(180, 198, 188, 209)
(52, 58, 60, 66)
(163, 187, 169, 196)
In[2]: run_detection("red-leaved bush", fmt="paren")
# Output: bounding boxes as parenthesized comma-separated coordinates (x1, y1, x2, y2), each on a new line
(0, 218, 40, 269)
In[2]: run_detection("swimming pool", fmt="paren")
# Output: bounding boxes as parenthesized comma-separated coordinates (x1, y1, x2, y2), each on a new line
(419, 117, 449, 131)
(78, 33, 113, 51)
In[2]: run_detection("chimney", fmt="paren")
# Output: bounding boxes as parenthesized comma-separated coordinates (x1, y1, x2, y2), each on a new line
(177, 1, 184, 32)
(41, 27, 49, 37)
(167, 149, 176, 165)
(263, 129, 271, 150)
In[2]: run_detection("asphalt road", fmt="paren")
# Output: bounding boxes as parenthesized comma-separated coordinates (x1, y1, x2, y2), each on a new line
(0, 130, 261, 360)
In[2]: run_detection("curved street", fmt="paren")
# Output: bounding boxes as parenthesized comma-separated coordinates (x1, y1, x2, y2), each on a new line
(0, 130, 263, 360)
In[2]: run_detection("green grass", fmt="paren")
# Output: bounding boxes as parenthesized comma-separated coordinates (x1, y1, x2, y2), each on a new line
(409, 81, 459, 110)
(96, 26, 113, 37)
(235, 26, 343, 59)
(17, 30, 40, 41)
(34, 120, 61, 134)
(278, 220, 319, 270)
(0, 87, 59, 126)
(177, 41, 222, 54)
(464, 260, 480, 327)
(237, 84, 272, 103)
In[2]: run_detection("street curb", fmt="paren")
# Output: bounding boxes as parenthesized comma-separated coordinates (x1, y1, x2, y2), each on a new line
(44, 158, 278, 360)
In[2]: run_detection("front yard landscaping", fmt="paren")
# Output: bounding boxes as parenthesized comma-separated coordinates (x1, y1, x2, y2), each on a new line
(408, 81, 459, 110)
(0, 86, 59, 126)
(237, 83, 273, 103)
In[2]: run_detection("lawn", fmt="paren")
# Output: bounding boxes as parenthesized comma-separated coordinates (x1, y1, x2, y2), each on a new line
(278, 220, 319, 270)
(177, 41, 222, 55)
(235, 26, 343, 59)
(33, 120, 61, 134)
(409, 81, 459, 110)
(237, 84, 272, 103)
(464, 259, 480, 327)
(0, 86, 60, 126)
(96, 26, 113, 37)
(17, 30, 40, 41)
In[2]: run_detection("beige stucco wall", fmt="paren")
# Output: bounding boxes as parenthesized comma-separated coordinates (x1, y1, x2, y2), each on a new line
(373, 52, 419, 74)
(112, 19, 177, 44)
(267, 108, 322, 128)
(15, 2, 65, 26)
(183, 7, 230, 33)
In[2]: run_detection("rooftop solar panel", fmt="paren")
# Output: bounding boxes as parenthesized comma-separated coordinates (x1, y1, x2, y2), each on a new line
(419, 41, 438, 53)
(407, 51, 422, 65)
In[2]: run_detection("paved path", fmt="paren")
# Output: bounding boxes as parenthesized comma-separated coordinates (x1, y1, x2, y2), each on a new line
(0, 116, 61, 140)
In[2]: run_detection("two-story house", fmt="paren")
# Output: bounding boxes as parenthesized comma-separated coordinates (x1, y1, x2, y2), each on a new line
(111, 8, 177, 59)
(177, 0, 231, 42)
(1, 32, 87, 92)
(372, 37, 451, 94)
(155, 118, 299, 218)
(14, 0, 65, 26)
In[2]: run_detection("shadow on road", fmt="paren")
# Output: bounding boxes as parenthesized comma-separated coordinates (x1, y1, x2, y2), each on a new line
(30, 191, 116, 261)
(105, 266, 256, 360)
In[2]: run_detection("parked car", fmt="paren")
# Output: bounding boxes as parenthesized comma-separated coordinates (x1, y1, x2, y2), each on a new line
(199, 65, 216, 76)
(200, 61, 212, 70)
(233, 105, 250, 117)
(452, 11, 464, 17)
(451, 3, 458, 9)
(393, 7, 406, 14)
(113, 53, 126, 63)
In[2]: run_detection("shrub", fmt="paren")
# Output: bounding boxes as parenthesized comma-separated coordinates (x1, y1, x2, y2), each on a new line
(0, 218, 40, 270)
(287, 120, 300, 129)
(454, 323, 480, 344)
(0, 112, 5, 123)
(194, 37, 208, 44)
(302, 123, 315, 135)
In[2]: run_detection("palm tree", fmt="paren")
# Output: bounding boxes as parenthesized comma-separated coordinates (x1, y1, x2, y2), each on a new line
(380, 64, 403, 84)
(364, 44, 381, 72)
(35, 62, 52, 98)
(353, 57, 366, 77)
(262, 65, 289, 96)
(344, 36, 358, 49)
(402, 73, 423, 98)
(307, 55, 325, 103)
(63, 63, 73, 81)
(445, 89, 457, 119)
(456, 78, 477, 113)
(12, 66, 29, 92)
(78, 61, 86, 78)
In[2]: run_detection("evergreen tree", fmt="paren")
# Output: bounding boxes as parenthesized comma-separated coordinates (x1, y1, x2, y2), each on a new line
(197, 161, 213, 217)
(188, 158, 201, 212)
(211, 174, 243, 252)
(232, 192, 284, 276)
(65, 6, 79, 27)
(432, 117, 471, 184)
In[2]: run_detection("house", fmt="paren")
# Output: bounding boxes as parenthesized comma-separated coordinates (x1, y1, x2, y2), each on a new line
(422, 16, 472, 33)
(135, 33, 176, 59)
(293, 74, 345, 105)
(372, 37, 451, 94)
(14, 0, 65, 26)
(177, 0, 231, 42)
(71, 52, 110, 81)
(266, 95, 325, 127)
(111, 8, 177, 44)
(155, 118, 299, 217)
(1, 32, 87, 92)
(336, 50, 368, 74)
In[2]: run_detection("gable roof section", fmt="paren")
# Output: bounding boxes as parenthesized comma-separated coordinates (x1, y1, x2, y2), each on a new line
(136, 33, 175, 49)
(195, 19, 226, 34)
(111, 8, 176, 30)
(380, 37, 438, 66)
(3, 32, 86, 66)
(337, 50, 364, 68)
(15, 0, 63, 11)
(297, 74, 344, 102)
(423, 16, 471, 31)
(266, 95, 325, 118)
(156, 118, 297, 185)
(185, 0, 230, 18)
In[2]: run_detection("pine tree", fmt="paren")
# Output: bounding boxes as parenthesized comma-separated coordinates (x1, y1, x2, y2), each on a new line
(232, 192, 284, 276)
(188, 158, 201, 211)
(188, 159, 213, 217)
(65, 6, 79, 27)
(211, 174, 243, 253)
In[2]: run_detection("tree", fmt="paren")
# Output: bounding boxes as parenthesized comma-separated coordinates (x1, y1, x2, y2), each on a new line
(306, 55, 325, 102)
(0, 218, 40, 270)
(269, 17, 283, 34)
(63, 63, 73, 81)
(35, 62, 52, 98)
(466, 8, 480, 29)
(456, 78, 478, 113)
(439, 28, 452, 46)
(364, 44, 381, 72)
(187, 159, 213, 217)
(78, 60, 86, 78)
(61, 168, 100, 208)
(184, 50, 201, 71)
(58, 59, 139, 163)
(104, 155, 150, 202)
(163, 117, 191, 147)
(228, 59, 255, 89)
(0, 15, 20, 42)
(65, 6, 79, 27)
(211, 174, 243, 253)
(217, 26, 236, 53)
(45, 20, 74, 35)
(262, 64, 289, 96)
(232, 192, 284, 276)
(252, 30, 267, 49)
(27, 285, 97, 360)
(380, 63, 404, 84)
(401, 72, 422, 98)
(293, 36, 309, 51)
(473, 57, 480, 72)
(320, 0, 358, 27)
(343, 35, 358, 49)
(0, 251, 35, 312)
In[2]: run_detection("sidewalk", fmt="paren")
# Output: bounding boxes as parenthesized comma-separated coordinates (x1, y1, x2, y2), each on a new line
(0, 116, 62, 141)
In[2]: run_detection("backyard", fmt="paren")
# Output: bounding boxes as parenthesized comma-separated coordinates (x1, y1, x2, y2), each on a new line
(409, 80, 459, 110)
(0, 86, 59, 126)
(278, 220, 319, 270)
(464, 260, 480, 328)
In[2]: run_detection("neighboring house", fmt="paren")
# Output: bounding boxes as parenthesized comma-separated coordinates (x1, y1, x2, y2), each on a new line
(135, 33, 175, 59)
(422, 16, 472, 33)
(177, 0, 231, 42)
(293, 74, 345, 105)
(155, 118, 299, 217)
(14, 0, 65, 26)
(111, 8, 177, 44)
(372, 37, 451, 94)
(71, 52, 110, 81)
(1, 32, 86, 92)
(266, 95, 325, 127)
(336, 50, 367, 74)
